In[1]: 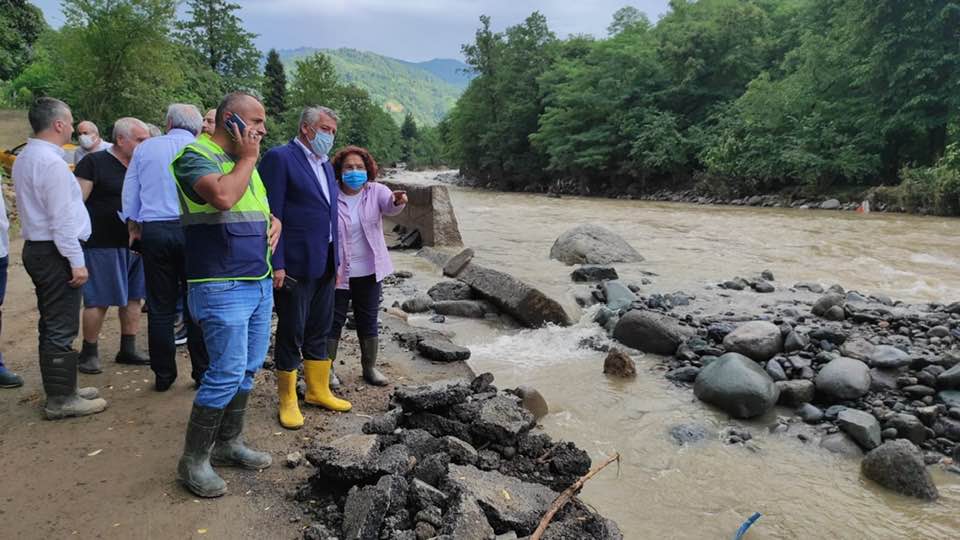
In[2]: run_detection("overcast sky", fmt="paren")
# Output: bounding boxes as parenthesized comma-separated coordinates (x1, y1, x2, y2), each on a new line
(32, 0, 671, 62)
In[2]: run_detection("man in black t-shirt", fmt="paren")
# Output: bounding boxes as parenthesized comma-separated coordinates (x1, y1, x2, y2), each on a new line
(74, 117, 151, 374)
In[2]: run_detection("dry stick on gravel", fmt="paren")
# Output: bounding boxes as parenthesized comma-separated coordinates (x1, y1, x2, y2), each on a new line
(530, 452, 621, 540)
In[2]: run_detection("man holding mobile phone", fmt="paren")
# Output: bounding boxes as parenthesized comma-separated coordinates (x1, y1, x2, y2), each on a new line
(258, 105, 351, 431)
(171, 91, 281, 498)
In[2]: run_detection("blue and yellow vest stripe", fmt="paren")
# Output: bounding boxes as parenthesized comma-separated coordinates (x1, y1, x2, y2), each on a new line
(170, 136, 272, 282)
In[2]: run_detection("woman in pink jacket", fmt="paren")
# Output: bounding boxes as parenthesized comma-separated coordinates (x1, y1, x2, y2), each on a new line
(329, 146, 407, 386)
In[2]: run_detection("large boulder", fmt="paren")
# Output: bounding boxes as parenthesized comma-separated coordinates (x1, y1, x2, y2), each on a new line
(937, 363, 960, 390)
(861, 440, 939, 500)
(603, 280, 637, 312)
(815, 357, 871, 401)
(721, 321, 784, 361)
(693, 353, 780, 419)
(455, 262, 571, 327)
(613, 311, 694, 356)
(603, 348, 637, 378)
(836, 409, 882, 450)
(549, 224, 644, 266)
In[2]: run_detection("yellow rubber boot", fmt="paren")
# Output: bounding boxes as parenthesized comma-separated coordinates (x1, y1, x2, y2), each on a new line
(276, 370, 304, 429)
(303, 359, 352, 412)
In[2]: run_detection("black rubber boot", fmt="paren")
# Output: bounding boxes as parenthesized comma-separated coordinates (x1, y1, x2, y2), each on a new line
(41, 352, 108, 420)
(177, 403, 228, 498)
(360, 336, 388, 386)
(78, 340, 102, 374)
(115, 334, 150, 365)
(326, 338, 341, 389)
(210, 391, 272, 470)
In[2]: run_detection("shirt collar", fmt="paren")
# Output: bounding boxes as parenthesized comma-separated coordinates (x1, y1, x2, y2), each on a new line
(294, 137, 328, 164)
(27, 138, 66, 157)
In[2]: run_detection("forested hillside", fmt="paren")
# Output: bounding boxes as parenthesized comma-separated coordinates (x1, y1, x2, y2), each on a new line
(277, 48, 471, 126)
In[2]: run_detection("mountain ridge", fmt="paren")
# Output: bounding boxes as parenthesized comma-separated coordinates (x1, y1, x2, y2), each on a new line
(273, 47, 473, 126)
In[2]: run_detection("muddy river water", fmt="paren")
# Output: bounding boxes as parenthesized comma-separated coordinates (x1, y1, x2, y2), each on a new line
(387, 170, 960, 539)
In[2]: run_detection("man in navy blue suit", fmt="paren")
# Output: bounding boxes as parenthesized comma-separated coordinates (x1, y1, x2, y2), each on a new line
(259, 106, 352, 430)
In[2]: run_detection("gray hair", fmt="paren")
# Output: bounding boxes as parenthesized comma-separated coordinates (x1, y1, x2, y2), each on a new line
(113, 117, 149, 140)
(166, 103, 203, 135)
(28, 97, 71, 134)
(300, 106, 340, 128)
(145, 123, 162, 137)
(78, 120, 99, 135)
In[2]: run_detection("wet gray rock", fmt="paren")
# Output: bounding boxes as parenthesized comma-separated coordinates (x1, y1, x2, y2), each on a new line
(394, 380, 472, 411)
(722, 321, 784, 362)
(869, 345, 912, 369)
(820, 432, 864, 458)
(471, 395, 536, 445)
(440, 493, 495, 540)
(432, 300, 491, 319)
(869, 368, 899, 393)
(417, 339, 472, 362)
(428, 281, 474, 301)
(937, 363, 960, 390)
(840, 338, 875, 361)
(815, 357, 871, 401)
(820, 199, 841, 210)
(603, 348, 636, 378)
(776, 380, 815, 406)
(455, 262, 571, 327)
(795, 282, 825, 294)
(613, 311, 694, 356)
(363, 408, 403, 435)
(402, 294, 434, 313)
(932, 416, 960, 442)
(549, 224, 644, 266)
(837, 409, 882, 450)
(669, 423, 711, 445)
(446, 464, 559, 536)
(571, 265, 619, 282)
(886, 414, 927, 445)
(761, 269, 775, 281)
(861, 440, 939, 500)
(442, 247, 475, 277)
(514, 385, 549, 420)
(783, 331, 808, 353)
(824, 305, 845, 321)
(694, 352, 780, 419)
(797, 403, 824, 423)
(765, 360, 787, 381)
(603, 280, 637, 312)
(812, 294, 845, 318)
(751, 280, 775, 293)
(666, 366, 700, 383)
(939, 390, 960, 408)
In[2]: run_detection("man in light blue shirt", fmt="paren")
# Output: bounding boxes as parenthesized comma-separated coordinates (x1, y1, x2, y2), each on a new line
(122, 103, 209, 391)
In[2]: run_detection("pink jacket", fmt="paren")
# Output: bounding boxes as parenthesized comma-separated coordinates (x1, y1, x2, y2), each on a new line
(336, 182, 405, 289)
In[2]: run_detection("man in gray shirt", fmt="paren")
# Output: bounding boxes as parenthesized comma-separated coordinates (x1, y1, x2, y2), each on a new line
(13, 97, 108, 419)
(73, 120, 113, 165)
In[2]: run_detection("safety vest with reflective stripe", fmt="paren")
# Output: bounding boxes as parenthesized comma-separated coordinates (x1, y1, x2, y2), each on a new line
(170, 137, 271, 282)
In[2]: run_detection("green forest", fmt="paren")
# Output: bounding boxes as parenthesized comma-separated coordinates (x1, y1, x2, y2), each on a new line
(3, 0, 960, 214)
(441, 1, 960, 215)
(0, 0, 441, 168)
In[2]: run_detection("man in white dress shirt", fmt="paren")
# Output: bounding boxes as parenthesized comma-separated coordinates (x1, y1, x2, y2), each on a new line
(13, 97, 108, 419)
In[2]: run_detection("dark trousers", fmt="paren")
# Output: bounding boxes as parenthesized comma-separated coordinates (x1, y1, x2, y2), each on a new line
(0, 255, 7, 368)
(141, 221, 208, 383)
(22, 241, 80, 357)
(273, 245, 336, 371)
(331, 274, 382, 339)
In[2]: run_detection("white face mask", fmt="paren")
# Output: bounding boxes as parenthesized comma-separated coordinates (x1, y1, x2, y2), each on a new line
(78, 134, 96, 149)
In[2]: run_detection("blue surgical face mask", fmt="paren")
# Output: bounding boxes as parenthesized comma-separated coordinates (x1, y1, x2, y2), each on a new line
(309, 129, 334, 157)
(342, 170, 367, 190)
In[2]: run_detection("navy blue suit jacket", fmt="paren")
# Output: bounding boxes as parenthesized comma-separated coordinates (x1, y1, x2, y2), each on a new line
(259, 139, 338, 279)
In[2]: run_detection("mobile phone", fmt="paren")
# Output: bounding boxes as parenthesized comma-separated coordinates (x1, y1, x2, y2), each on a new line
(224, 112, 247, 139)
(129, 238, 143, 253)
(281, 275, 298, 292)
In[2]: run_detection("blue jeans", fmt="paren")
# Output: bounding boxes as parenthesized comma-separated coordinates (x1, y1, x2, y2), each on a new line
(189, 278, 273, 409)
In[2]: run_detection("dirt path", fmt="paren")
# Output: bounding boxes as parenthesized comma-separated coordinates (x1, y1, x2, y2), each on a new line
(0, 236, 469, 539)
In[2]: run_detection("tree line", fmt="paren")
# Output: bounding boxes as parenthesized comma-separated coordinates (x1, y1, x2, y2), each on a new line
(1, 0, 442, 168)
(441, 1, 960, 215)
